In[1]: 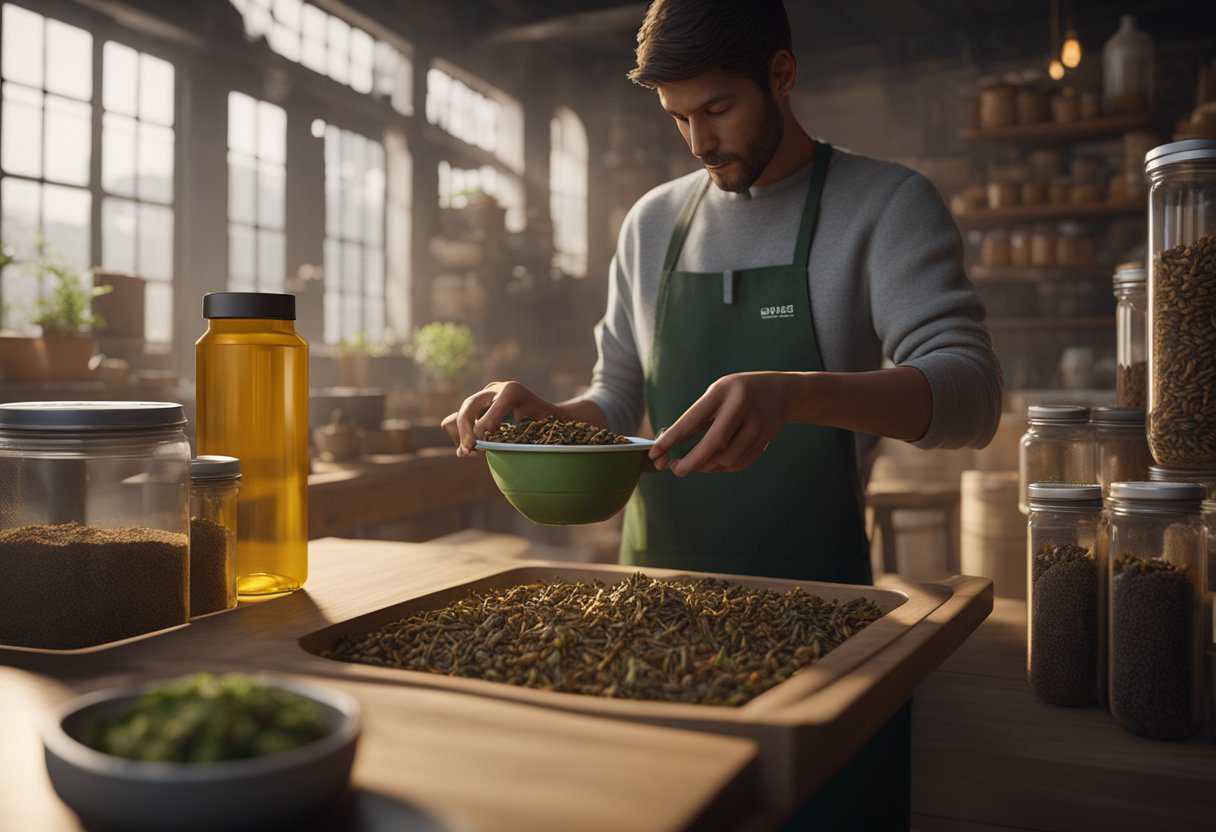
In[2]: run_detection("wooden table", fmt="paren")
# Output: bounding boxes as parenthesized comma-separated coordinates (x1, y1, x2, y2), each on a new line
(0, 540, 760, 832)
(910, 598, 1216, 831)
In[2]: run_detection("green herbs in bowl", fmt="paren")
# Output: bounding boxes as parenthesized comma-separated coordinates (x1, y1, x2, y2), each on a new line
(82, 673, 330, 763)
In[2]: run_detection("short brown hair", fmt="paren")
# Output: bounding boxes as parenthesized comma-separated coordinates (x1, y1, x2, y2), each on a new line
(628, 0, 792, 90)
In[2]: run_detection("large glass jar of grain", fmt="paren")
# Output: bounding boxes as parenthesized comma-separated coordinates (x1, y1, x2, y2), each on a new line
(0, 402, 190, 649)
(1106, 482, 1206, 740)
(1093, 407, 1152, 499)
(1144, 140, 1216, 467)
(1113, 262, 1147, 407)
(1019, 405, 1095, 514)
(1026, 483, 1105, 707)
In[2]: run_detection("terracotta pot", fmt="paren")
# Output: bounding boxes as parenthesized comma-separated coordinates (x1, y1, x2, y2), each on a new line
(0, 334, 49, 382)
(39, 333, 94, 381)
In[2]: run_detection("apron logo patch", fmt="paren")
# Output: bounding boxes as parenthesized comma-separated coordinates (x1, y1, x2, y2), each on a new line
(760, 305, 795, 320)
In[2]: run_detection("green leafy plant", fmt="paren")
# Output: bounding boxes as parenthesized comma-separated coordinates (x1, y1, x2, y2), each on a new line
(30, 250, 111, 335)
(408, 321, 477, 382)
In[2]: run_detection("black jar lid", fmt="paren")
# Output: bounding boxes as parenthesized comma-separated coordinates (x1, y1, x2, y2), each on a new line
(1027, 404, 1089, 424)
(190, 455, 242, 481)
(0, 401, 186, 431)
(1091, 406, 1146, 426)
(203, 292, 295, 320)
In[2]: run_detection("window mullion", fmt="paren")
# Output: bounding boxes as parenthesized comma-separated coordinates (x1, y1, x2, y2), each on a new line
(89, 26, 103, 274)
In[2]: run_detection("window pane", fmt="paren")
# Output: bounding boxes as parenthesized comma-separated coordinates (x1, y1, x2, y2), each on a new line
(365, 248, 383, 297)
(137, 203, 173, 279)
(342, 182, 362, 241)
(138, 53, 175, 126)
(227, 92, 256, 157)
(2, 5, 44, 89)
(273, 0, 302, 29)
(101, 197, 137, 272)
(325, 176, 340, 238)
(43, 95, 91, 186)
(268, 22, 299, 62)
(323, 290, 339, 345)
(42, 184, 91, 271)
(326, 16, 350, 85)
(102, 113, 137, 197)
(258, 229, 284, 291)
(342, 241, 362, 298)
(1, 176, 41, 260)
(103, 42, 138, 115)
(364, 295, 383, 340)
(257, 101, 285, 164)
(45, 20, 92, 101)
(324, 238, 341, 296)
(349, 29, 373, 94)
(301, 5, 327, 74)
(138, 122, 174, 203)
(145, 280, 172, 343)
(342, 291, 359, 339)
(228, 222, 255, 288)
(373, 42, 396, 98)
(257, 161, 285, 230)
(227, 152, 256, 225)
(1, 83, 42, 178)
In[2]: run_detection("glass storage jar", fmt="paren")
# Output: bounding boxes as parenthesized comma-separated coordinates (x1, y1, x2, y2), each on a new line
(1010, 228, 1033, 267)
(1205, 498, 1215, 593)
(190, 456, 241, 617)
(1093, 407, 1152, 498)
(0, 402, 190, 649)
(1030, 226, 1059, 267)
(1113, 262, 1147, 407)
(1102, 15, 1154, 115)
(978, 77, 1016, 128)
(1019, 405, 1095, 514)
(1106, 482, 1206, 740)
(1027, 483, 1105, 707)
(980, 230, 1011, 267)
(1144, 140, 1216, 467)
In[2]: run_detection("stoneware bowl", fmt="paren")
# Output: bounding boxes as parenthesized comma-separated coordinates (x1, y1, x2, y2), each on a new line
(43, 675, 361, 832)
(476, 437, 655, 525)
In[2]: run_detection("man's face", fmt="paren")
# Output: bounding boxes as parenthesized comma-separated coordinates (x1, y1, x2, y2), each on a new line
(657, 67, 784, 193)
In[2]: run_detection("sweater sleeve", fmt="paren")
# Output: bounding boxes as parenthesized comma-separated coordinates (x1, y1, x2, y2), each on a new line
(866, 173, 1004, 450)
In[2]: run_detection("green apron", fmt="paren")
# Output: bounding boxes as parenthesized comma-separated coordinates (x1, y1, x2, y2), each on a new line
(622, 143, 911, 830)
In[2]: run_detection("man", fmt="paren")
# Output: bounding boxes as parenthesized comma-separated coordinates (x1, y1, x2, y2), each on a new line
(445, 0, 1001, 827)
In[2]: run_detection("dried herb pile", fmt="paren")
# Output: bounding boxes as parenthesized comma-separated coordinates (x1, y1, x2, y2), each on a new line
(324, 574, 885, 707)
(1028, 541, 1099, 706)
(486, 416, 630, 446)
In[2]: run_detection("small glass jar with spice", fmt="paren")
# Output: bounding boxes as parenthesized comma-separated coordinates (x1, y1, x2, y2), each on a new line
(979, 77, 1016, 128)
(1030, 226, 1059, 267)
(1092, 407, 1152, 498)
(1010, 229, 1033, 268)
(1026, 483, 1105, 707)
(1019, 405, 1095, 514)
(1113, 263, 1147, 407)
(1106, 482, 1206, 740)
(189, 455, 241, 617)
(980, 230, 1012, 267)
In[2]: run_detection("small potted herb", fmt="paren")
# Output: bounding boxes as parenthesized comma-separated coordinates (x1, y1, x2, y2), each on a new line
(0, 242, 50, 382)
(407, 322, 477, 417)
(30, 252, 111, 381)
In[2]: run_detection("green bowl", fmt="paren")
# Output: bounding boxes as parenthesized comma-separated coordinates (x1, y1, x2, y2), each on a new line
(477, 438, 655, 525)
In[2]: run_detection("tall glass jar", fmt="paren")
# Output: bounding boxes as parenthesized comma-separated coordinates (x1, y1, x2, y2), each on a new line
(190, 456, 241, 617)
(1144, 140, 1216, 468)
(1205, 499, 1215, 593)
(1102, 15, 1154, 115)
(1027, 483, 1105, 707)
(1113, 263, 1147, 408)
(197, 293, 309, 597)
(0, 402, 190, 649)
(1019, 405, 1095, 514)
(1107, 482, 1206, 740)
(1093, 407, 1152, 499)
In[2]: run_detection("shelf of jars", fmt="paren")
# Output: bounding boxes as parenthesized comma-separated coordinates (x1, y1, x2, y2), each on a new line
(960, 112, 1153, 145)
(987, 316, 1114, 332)
(954, 200, 1145, 229)
(969, 264, 1112, 282)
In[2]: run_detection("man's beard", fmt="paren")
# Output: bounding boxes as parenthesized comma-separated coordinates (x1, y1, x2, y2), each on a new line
(702, 92, 785, 193)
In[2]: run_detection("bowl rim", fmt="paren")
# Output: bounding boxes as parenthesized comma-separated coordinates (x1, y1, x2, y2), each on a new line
(43, 674, 361, 782)
(475, 436, 655, 454)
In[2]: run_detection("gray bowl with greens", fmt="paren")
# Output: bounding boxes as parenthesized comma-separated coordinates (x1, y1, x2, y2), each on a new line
(43, 673, 361, 832)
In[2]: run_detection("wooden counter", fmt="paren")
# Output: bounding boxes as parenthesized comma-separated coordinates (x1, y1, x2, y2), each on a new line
(910, 597, 1216, 831)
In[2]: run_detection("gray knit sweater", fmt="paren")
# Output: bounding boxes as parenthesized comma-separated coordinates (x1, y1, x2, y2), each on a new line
(581, 146, 1003, 455)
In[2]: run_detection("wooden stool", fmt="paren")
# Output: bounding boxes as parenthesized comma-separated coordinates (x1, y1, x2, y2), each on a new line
(866, 482, 961, 576)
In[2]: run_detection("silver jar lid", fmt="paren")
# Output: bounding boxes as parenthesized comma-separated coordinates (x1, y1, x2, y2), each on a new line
(1091, 406, 1146, 426)
(1109, 481, 1205, 504)
(1027, 482, 1102, 506)
(190, 455, 242, 481)
(1144, 139, 1216, 174)
(1028, 404, 1089, 424)
(0, 401, 186, 431)
(1112, 262, 1145, 287)
(1149, 464, 1216, 480)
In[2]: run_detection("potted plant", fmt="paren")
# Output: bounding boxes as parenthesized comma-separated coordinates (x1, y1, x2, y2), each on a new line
(337, 332, 389, 389)
(31, 252, 111, 381)
(407, 322, 477, 418)
(0, 241, 50, 382)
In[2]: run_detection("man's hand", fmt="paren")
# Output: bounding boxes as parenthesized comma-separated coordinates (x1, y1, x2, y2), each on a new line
(648, 372, 796, 476)
(442, 381, 564, 457)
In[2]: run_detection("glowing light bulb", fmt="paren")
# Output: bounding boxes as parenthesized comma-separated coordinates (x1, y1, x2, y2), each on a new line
(1061, 34, 1082, 69)
(1049, 59, 1065, 81)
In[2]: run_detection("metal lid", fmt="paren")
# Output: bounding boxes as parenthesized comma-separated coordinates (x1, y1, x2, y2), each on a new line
(1112, 262, 1146, 287)
(203, 292, 296, 320)
(1149, 464, 1216, 480)
(1109, 481, 1205, 503)
(0, 401, 186, 431)
(1091, 406, 1146, 426)
(190, 455, 242, 481)
(1028, 404, 1089, 424)
(1144, 139, 1216, 174)
(1027, 482, 1102, 503)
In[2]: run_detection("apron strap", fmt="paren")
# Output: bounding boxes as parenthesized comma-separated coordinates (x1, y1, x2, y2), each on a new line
(661, 176, 712, 274)
(792, 142, 833, 269)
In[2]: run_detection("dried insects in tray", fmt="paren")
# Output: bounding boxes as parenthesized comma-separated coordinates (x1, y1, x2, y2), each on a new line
(486, 415, 631, 446)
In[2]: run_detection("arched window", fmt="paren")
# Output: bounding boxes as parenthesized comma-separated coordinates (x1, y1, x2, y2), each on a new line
(549, 107, 588, 278)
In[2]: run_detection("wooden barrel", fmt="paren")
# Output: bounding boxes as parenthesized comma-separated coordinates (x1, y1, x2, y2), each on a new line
(961, 470, 1027, 600)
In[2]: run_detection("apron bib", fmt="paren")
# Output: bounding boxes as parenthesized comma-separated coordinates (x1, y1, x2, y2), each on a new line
(621, 142, 871, 585)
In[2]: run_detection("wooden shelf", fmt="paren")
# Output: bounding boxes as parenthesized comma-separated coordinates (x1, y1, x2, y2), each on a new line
(955, 200, 1144, 229)
(988, 316, 1114, 331)
(961, 113, 1153, 144)
(970, 264, 1111, 282)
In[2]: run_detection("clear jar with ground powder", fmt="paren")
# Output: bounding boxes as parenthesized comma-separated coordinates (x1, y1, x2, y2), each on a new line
(190, 456, 241, 617)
